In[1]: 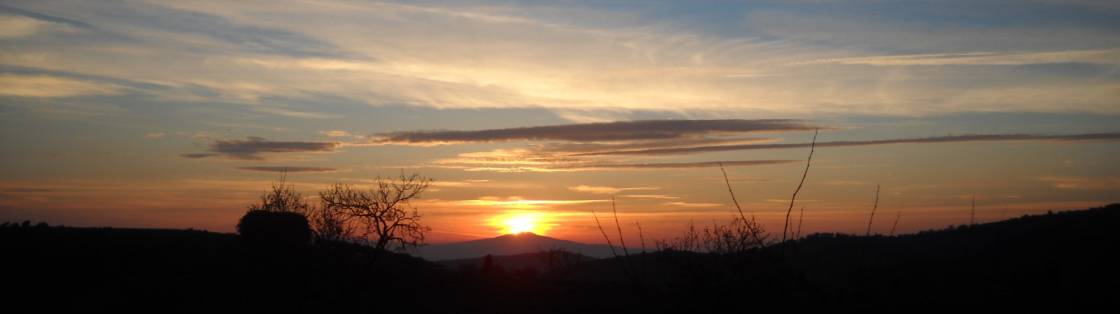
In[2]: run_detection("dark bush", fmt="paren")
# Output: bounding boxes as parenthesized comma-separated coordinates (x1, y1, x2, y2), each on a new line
(237, 210, 312, 245)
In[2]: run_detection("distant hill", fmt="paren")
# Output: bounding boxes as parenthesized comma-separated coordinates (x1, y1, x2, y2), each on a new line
(412, 232, 629, 260)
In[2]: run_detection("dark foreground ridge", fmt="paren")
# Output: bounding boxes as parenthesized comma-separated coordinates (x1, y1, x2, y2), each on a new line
(4, 204, 1118, 312)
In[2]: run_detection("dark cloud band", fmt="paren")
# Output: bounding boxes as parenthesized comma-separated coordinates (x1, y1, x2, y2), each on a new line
(237, 166, 337, 173)
(577, 132, 1120, 156)
(184, 137, 338, 160)
(368, 119, 815, 144)
(574, 160, 795, 169)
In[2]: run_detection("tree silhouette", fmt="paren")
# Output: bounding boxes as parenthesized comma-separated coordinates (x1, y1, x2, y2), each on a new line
(246, 175, 312, 214)
(237, 175, 314, 245)
(319, 172, 432, 251)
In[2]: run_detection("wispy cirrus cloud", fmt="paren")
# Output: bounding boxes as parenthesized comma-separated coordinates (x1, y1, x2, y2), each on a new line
(0, 74, 121, 98)
(661, 201, 723, 208)
(458, 197, 608, 209)
(0, 13, 79, 38)
(182, 136, 338, 160)
(1037, 176, 1120, 190)
(568, 185, 658, 195)
(361, 119, 814, 146)
(794, 49, 1120, 66)
(237, 166, 337, 173)
(579, 132, 1120, 156)
(436, 146, 796, 172)
(620, 194, 680, 200)
(449, 160, 795, 173)
(320, 130, 351, 137)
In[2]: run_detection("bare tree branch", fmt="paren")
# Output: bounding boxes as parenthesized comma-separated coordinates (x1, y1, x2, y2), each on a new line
(318, 172, 432, 250)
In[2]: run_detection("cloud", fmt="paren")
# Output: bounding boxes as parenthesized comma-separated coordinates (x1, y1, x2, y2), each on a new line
(6, 1, 1120, 116)
(453, 159, 796, 173)
(620, 194, 679, 200)
(144, 132, 166, 139)
(539, 137, 777, 154)
(568, 185, 658, 194)
(579, 132, 1120, 156)
(0, 14, 50, 38)
(180, 153, 217, 159)
(1037, 176, 1120, 190)
(458, 197, 608, 209)
(0, 13, 80, 39)
(361, 119, 814, 145)
(434, 141, 799, 172)
(237, 166, 337, 173)
(661, 201, 723, 208)
(251, 107, 339, 119)
(794, 49, 1120, 66)
(0, 74, 121, 98)
(320, 130, 351, 137)
(184, 136, 338, 160)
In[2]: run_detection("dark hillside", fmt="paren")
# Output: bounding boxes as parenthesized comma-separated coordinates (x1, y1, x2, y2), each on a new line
(3, 203, 1117, 312)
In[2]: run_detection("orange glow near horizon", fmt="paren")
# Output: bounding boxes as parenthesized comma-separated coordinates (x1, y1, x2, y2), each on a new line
(489, 211, 553, 235)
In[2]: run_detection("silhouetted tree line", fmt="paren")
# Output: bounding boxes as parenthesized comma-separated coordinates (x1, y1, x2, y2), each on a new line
(237, 173, 431, 251)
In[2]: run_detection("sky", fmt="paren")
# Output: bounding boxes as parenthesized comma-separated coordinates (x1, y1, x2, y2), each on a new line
(1, 0, 1118, 244)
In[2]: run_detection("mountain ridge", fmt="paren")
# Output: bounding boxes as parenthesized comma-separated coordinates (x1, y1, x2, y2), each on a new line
(412, 232, 633, 260)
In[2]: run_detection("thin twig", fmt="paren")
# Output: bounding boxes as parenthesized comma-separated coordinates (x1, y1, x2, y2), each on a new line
(970, 195, 976, 225)
(865, 184, 880, 236)
(718, 162, 748, 222)
(889, 211, 901, 236)
(592, 210, 618, 258)
(795, 207, 805, 240)
(612, 197, 630, 258)
(783, 129, 818, 242)
(635, 221, 647, 253)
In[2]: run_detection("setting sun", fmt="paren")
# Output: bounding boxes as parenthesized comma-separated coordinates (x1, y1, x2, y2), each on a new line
(489, 211, 553, 235)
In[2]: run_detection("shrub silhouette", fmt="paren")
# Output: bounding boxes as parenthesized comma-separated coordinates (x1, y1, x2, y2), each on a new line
(237, 210, 311, 246)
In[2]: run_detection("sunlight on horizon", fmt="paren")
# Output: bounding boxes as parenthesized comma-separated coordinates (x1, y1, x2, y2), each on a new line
(488, 211, 554, 235)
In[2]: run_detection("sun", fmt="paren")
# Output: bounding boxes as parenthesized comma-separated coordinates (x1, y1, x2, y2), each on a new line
(489, 211, 552, 235)
(505, 215, 536, 234)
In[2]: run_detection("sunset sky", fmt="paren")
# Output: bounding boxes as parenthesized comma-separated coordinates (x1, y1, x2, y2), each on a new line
(1, 0, 1118, 244)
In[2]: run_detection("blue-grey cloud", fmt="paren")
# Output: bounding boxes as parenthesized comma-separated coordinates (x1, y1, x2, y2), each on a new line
(577, 132, 1120, 156)
(237, 166, 337, 173)
(367, 119, 815, 145)
(185, 137, 338, 160)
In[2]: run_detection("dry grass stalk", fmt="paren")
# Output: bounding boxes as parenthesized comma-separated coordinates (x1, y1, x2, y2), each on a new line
(970, 195, 976, 225)
(611, 197, 631, 258)
(718, 162, 748, 222)
(592, 210, 619, 258)
(718, 163, 767, 248)
(889, 211, 901, 236)
(865, 184, 880, 236)
(635, 221, 647, 253)
(795, 207, 805, 240)
(782, 129, 818, 242)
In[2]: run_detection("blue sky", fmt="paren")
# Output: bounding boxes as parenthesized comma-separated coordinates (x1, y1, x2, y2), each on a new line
(1, 0, 1118, 242)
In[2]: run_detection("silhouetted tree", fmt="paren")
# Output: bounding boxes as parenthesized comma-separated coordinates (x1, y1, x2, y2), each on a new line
(318, 172, 432, 251)
(305, 199, 354, 243)
(247, 175, 312, 214)
(239, 175, 313, 245)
